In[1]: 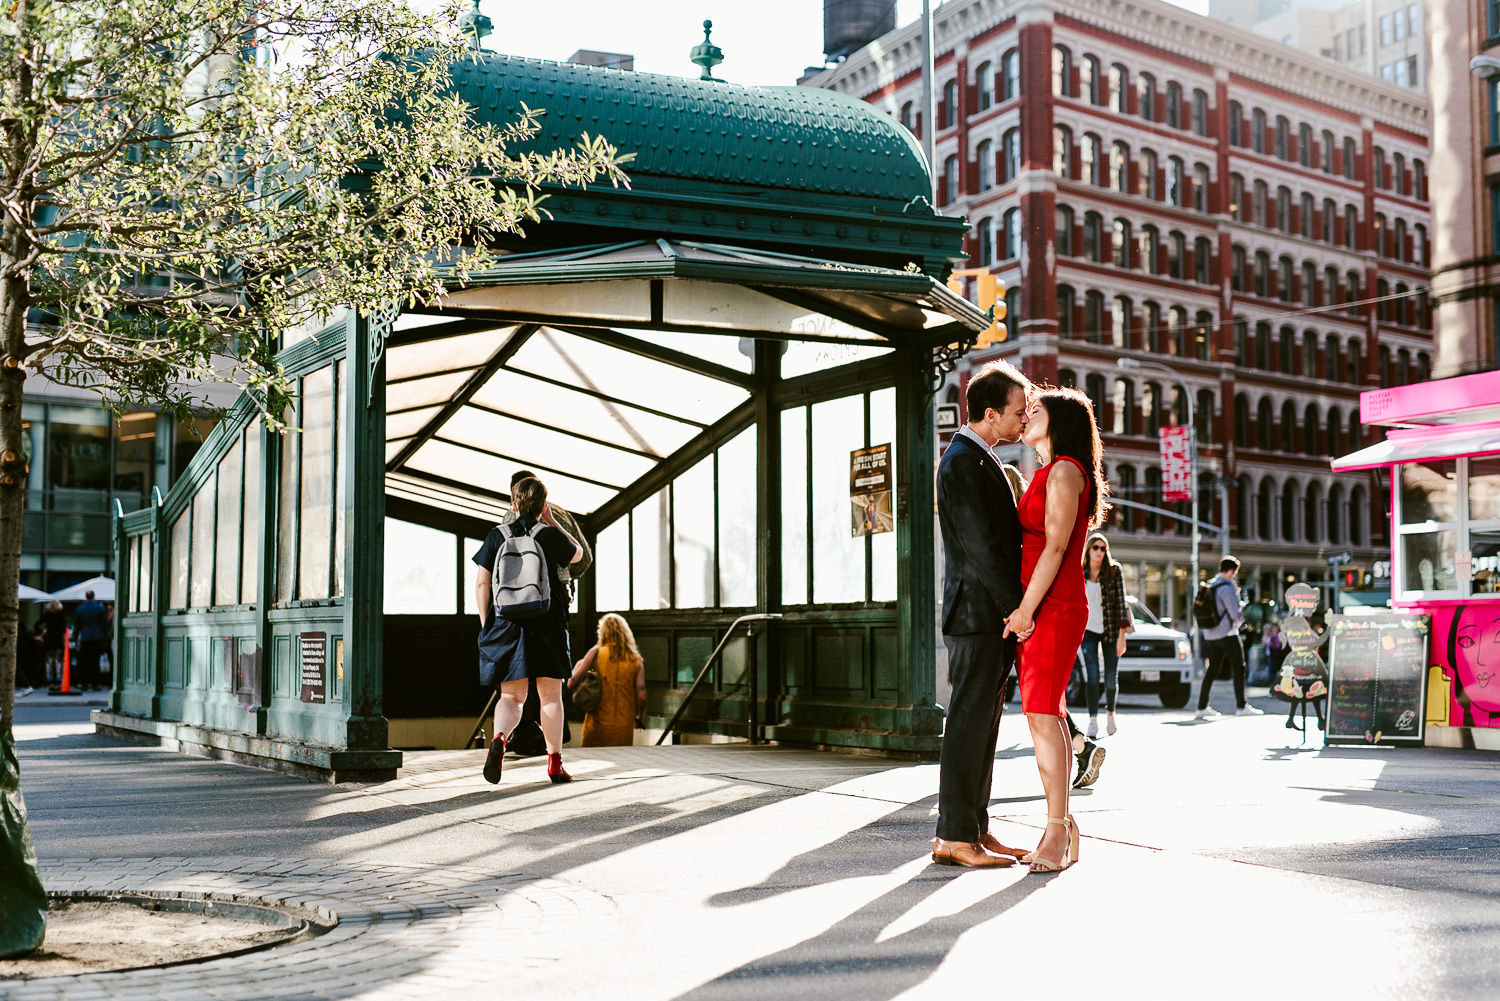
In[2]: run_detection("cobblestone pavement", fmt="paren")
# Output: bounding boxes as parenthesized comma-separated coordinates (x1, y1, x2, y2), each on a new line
(1, 858, 615, 1001)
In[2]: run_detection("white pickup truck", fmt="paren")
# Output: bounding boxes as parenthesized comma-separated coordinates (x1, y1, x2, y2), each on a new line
(1066, 597, 1198, 708)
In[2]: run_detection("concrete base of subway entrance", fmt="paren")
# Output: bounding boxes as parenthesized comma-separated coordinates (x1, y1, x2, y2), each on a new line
(91, 711, 402, 783)
(1425, 723, 1500, 751)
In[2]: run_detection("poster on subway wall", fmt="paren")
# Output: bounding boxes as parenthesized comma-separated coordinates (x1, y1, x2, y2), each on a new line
(850, 444, 893, 537)
(1159, 425, 1191, 502)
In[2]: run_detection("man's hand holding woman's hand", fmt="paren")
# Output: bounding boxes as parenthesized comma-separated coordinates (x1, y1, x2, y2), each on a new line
(1002, 607, 1034, 640)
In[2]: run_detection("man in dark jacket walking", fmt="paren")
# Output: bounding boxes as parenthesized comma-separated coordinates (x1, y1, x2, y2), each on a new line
(932, 360, 1032, 867)
(73, 591, 110, 690)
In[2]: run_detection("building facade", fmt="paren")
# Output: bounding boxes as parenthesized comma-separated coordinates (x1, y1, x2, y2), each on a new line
(1425, 0, 1499, 374)
(1210, 0, 1428, 92)
(809, 0, 1434, 616)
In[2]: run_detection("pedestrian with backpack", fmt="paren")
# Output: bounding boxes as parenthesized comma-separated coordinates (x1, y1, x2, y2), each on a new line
(474, 476, 584, 785)
(1192, 555, 1263, 719)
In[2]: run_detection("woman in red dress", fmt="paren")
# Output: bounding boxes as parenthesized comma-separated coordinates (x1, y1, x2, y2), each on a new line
(1003, 387, 1110, 872)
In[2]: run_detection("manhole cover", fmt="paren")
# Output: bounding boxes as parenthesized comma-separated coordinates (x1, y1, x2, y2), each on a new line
(0, 892, 331, 979)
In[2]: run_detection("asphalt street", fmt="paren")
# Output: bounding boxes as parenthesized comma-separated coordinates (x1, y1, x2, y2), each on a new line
(11, 687, 1500, 1000)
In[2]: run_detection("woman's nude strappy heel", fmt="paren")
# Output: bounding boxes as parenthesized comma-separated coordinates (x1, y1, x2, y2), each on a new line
(1027, 814, 1079, 873)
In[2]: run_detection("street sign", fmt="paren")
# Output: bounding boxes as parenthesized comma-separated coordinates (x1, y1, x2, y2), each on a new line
(1158, 426, 1191, 501)
(935, 404, 960, 433)
(1327, 550, 1354, 567)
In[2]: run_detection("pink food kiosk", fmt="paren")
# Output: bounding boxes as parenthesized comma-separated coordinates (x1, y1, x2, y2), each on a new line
(1333, 370, 1500, 749)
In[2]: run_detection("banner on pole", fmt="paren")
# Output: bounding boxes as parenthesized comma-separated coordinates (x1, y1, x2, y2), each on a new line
(1159, 425, 1191, 502)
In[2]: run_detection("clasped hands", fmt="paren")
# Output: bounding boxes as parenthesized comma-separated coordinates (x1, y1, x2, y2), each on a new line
(1002, 606, 1035, 641)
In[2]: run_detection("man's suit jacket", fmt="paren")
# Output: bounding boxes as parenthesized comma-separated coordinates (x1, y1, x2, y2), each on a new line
(937, 433, 1023, 636)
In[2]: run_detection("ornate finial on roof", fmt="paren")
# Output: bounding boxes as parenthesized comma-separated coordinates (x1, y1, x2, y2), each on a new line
(460, 0, 492, 50)
(690, 19, 724, 82)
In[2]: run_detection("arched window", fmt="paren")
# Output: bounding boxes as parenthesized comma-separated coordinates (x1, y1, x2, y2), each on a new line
(899, 101, 915, 133)
(1349, 485, 1367, 545)
(1327, 483, 1344, 544)
(1056, 285, 1075, 334)
(1305, 481, 1323, 542)
(1116, 465, 1136, 530)
(1302, 262, 1316, 307)
(1395, 219, 1407, 262)
(1252, 108, 1267, 153)
(1322, 198, 1335, 243)
(1195, 237, 1212, 284)
(1349, 410, 1360, 452)
(1229, 101, 1244, 146)
(1081, 55, 1100, 104)
(1253, 251, 1269, 297)
(1145, 467, 1162, 533)
(1373, 146, 1386, 188)
(1346, 270, 1360, 316)
(1193, 163, 1209, 212)
(1111, 295, 1131, 347)
(1192, 89, 1208, 136)
(1166, 81, 1183, 128)
(1278, 256, 1293, 302)
(1169, 384, 1189, 427)
(1282, 480, 1300, 541)
(1298, 123, 1313, 166)
(1113, 218, 1131, 267)
(1326, 406, 1342, 456)
(1166, 156, 1184, 206)
(1278, 325, 1294, 374)
(1258, 477, 1275, 539)
(1229, 173, 1245, 220)
(1393, 151, 1406, 194)
(1084, 373, 1106, 416)
(1275, 116, 1290, 159)
(1195, 311, 1213, 361)
(1346, 339, 1361, 383)
(1111, 141, 1130, 193)
(1417, 352, 1431, 382)
(976, 61, 993, 112)
(1375, 212, 1388, 257)
(1053, 45, 1073, 98)
(1168, 231, 1185, 279)
(1303, 402, 1320, 455)
(976, 139, 994, 191)
(1255, 322, 1271, 370)
(1415, 223, 1428, 266)
(1138, 73, 1157, 121)
(1081, 133, 1102, 185)
(1055, 205, 1074, 256)
(940, 154, 959, 205)
(941, 79, 958, 130)
(1001, 49, 1020, 101)
(1397, 347, 1411, 385)
(1276, 186, 1291, 231)
(1253, 180, 1268, 226)
(1231, 245, 1245, 292)
(977, 216, 994, 266)
(1140, 149, 1159, 199)
(1234, 319, 1248, 365)
(1142, 382, 1160, 435)
(1394, 281, 1409, 324)
(1112, 379, 1135, 435)
(1058, 369, 1077, 389)
(1140, 225, 1160, 273)
(1051, 126, 1070, 177)
(1083, 211, 1103, 262)
(1084, 290, 1105, 342)
(1320, 130, 1334, 173)
(1302, 329, 1318, 376)
(1417, 287, 1430, 328)
(1300, 193, 1314, 239)
(1001, 128, 1020, 181)
(1344, 205, 1357, 249)
(1144, 301, 1162, 352)
(1378, 345, 1391, 388)
(1236, 474, 1253, 538)
(1001, 208, 1021, 260)
(1414, 159, 1426, 199)
(1234, 394, 1250, 447)
(1343, 137, 1356, 179)
(1325, 334, 1341, 381)
(1169, 306, 1188, 356)
(1110, 64, 1129, 113)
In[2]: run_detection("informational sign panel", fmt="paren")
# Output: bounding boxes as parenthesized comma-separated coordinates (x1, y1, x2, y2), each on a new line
(935, 404, 960, 433)
(850, 444, 893, 537)
(1158, 425, 1191, 502)
(299, 632, 327, 704)
(1326, 614, 1430, 745)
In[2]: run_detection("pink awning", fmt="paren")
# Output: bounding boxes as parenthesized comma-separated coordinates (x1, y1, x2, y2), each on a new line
(1360, 370, 1500, 427)
(1332, 419, 1500, 471)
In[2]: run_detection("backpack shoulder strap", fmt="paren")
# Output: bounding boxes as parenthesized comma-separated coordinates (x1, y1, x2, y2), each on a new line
(527, 521, 547, 539)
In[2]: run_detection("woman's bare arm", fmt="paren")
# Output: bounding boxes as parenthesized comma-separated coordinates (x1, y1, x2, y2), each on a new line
(567, 645, 598, 692)
(634, 657, 647, 725)
(475, 569, 492, 627)
(1003, 461, 1084, 638)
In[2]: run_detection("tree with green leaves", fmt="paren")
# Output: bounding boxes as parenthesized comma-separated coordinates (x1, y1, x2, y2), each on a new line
(0, 0, 628, 954)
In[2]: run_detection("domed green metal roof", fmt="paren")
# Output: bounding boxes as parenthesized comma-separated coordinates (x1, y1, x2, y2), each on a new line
(447, 54, 966, 269)
(451, 53, 931, 204)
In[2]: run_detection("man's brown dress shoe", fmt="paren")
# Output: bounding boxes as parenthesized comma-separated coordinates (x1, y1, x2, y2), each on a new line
(979, 832, 1029, 859)
(931, 838, 1013, 867)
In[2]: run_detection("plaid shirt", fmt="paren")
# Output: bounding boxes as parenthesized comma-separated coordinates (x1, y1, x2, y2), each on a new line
(1098, 561, 1130, 639)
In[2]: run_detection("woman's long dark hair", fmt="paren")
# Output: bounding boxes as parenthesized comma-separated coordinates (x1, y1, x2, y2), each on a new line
(1036, 387, 1110, 529)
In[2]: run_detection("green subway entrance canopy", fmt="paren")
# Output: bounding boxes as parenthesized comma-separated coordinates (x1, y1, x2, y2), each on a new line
(97, 53, 988, 780)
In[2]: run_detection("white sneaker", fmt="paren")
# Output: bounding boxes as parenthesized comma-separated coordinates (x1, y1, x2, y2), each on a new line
(1194, 707, 1222, 720)
(1106, 714, 1118, 736)
(1086, 717, 1099, 739)
(1235, 704, 1265, 716)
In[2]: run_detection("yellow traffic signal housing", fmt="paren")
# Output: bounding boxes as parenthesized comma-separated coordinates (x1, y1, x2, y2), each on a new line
(948, 269, 1009, 348)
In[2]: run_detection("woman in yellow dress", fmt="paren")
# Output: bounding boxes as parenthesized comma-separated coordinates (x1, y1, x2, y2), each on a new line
(567, 613, 646, 747)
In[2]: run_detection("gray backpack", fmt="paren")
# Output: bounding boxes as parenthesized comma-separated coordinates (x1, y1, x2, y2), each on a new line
(490, 522, 551, 620)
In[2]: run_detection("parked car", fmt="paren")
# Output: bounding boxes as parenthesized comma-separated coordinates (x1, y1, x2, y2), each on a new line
(1064, 597, 1198, 709)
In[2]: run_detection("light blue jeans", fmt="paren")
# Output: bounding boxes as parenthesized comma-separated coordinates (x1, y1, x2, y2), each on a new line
(1078, 630, 1118, 716)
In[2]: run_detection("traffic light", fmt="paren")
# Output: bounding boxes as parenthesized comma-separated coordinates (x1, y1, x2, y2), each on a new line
(1340, 567, 1367, 590)
(948, 269, 1009, 347)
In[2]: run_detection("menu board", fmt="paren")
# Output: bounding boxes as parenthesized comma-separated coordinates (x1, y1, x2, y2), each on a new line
(1326, 614, 1430, 746)
(300, 632, 327, 704)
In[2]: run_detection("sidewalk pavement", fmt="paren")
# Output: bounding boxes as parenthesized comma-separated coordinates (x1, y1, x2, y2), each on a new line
(9, 692, 1500, 1000)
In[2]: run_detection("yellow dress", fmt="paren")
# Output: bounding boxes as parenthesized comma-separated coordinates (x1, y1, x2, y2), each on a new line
(581, 647, 638, 747)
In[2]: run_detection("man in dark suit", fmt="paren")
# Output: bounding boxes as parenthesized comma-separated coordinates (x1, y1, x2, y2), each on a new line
(932, 360, 1032, 867)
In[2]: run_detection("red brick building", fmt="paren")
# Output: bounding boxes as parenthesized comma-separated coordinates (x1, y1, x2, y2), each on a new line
(808, 0, 1433, 615)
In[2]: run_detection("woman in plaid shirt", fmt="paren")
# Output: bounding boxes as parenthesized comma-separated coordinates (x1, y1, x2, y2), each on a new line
(1080, 532, 1132, 737)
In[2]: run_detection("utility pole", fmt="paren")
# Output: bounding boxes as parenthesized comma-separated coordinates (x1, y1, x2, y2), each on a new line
(921, 0, 936, 201)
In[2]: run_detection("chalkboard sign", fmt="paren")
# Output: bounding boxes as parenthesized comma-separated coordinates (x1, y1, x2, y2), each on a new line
(300, 632, 326, 704)
(1326, 614, 1430, 746)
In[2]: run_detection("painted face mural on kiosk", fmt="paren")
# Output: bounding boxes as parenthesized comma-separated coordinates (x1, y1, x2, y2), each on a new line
(1434, 604, 1500, 728)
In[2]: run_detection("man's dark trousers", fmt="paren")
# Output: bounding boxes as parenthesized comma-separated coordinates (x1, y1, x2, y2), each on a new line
(1198, 635, 1246, 709)
(939, 635, 1014, 842)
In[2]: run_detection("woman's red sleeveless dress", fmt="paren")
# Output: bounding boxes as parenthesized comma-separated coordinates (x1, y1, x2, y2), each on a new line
(1016, 456, 1092, 717)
